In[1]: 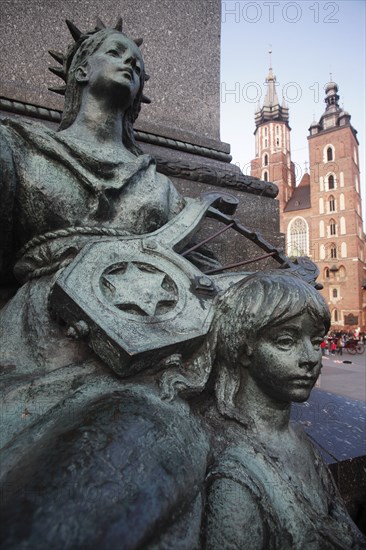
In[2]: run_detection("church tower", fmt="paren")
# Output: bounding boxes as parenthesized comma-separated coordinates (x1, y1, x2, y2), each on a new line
(307, 80, 365, 329)
(250, 57, 295, 219)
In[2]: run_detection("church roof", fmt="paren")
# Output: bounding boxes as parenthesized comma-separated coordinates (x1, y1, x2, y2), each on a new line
(284, 181, 311, 212)
(254, 55, 290, 128)
(308, 78, 358, 142)
(298, 172, 310, 187)
(263, 67, 280, 108)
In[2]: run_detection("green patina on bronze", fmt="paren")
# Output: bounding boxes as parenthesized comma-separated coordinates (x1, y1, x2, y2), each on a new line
(0, 18, 364, 550)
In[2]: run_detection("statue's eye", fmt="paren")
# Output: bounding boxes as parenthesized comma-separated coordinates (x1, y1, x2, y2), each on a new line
(311, 338, 323, 349)
(107, 50, 120, 57)
(135, 65, 141, 75)
(275, 336, 295, 349)
(269, 330, 298, 349)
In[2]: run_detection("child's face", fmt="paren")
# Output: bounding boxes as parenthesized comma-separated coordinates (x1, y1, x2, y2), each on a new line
(246, 310, 324, 403)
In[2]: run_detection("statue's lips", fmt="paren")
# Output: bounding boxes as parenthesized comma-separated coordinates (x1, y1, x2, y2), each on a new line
(290, 376, 317, 385)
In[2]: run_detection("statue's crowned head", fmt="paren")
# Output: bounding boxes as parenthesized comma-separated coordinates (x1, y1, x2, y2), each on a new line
(49, 18, 151, 154)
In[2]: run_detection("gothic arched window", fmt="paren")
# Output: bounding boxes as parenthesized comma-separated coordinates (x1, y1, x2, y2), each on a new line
(287, 217, 309, 257)
(327, 147, 333, 161)
(332, 288, 338, 298)
(264, 154, 268, 166)
(330, 244, 337, 259)
(329, 195, 335, 212)
(324, 267, 330, 279)
(263, 171, 268, 181)
(329, 219, 337, 236)
(328, 175, 335, 190)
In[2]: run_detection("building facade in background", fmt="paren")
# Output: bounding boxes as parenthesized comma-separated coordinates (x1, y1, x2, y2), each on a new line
(251, 68, 366, 331)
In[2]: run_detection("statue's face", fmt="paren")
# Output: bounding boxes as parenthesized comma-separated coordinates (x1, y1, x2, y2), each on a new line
(82, 32, 144, 104)
(246, 311, 324, 403)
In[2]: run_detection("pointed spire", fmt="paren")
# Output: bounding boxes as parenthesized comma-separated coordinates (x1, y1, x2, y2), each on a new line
(263, 69, 279, 108)
(268, 45, 272, 70)
(66, 20, 83, 42)
(254, 52, 289, 128)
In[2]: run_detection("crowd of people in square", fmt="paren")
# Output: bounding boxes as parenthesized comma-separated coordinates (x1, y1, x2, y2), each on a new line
(321, 330, 365, 356)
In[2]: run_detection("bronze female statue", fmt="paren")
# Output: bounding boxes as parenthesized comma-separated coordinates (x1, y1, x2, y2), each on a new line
(0, 20, 184, 375)
(0, 21, 211, 549)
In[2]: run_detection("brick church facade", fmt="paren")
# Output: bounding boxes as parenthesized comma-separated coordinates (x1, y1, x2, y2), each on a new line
(251, 66, 366, 331)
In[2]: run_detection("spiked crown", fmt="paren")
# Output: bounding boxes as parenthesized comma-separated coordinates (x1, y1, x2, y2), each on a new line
(48, 17, 151, 104)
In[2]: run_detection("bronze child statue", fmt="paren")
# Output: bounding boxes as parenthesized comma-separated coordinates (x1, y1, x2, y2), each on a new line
(162, 271, 366, 548)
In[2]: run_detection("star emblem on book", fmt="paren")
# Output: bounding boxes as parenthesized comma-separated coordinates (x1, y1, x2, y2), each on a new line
(102, 262, 177, 316)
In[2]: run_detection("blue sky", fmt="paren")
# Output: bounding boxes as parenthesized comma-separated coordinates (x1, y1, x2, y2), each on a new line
(220, 0, 366, 226)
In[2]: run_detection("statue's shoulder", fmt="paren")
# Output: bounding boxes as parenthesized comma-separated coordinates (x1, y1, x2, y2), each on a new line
(0, 117, 55, 146)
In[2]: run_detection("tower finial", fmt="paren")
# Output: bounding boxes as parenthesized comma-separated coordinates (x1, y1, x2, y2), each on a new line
(269, 45, 272, 69)
(329, 72, 333, 82)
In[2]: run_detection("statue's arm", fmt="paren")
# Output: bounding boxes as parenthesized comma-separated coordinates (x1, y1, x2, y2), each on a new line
(0, 125, 17, 284)
(203, 476, 265, 549)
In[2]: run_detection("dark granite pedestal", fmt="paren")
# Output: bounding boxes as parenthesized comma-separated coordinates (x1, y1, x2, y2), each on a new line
(292, 389, 366, 533)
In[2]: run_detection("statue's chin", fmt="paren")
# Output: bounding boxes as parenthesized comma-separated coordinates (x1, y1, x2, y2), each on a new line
(291, 388, 313, 403)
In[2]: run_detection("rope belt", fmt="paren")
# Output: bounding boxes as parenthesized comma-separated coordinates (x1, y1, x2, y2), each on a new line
(16, 226, 130, 281)
(18, 226, 130, 258)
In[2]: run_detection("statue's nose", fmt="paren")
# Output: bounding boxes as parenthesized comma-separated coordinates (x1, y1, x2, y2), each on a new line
(123, 51, 136, 67)
(299, 339, 319, 370)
